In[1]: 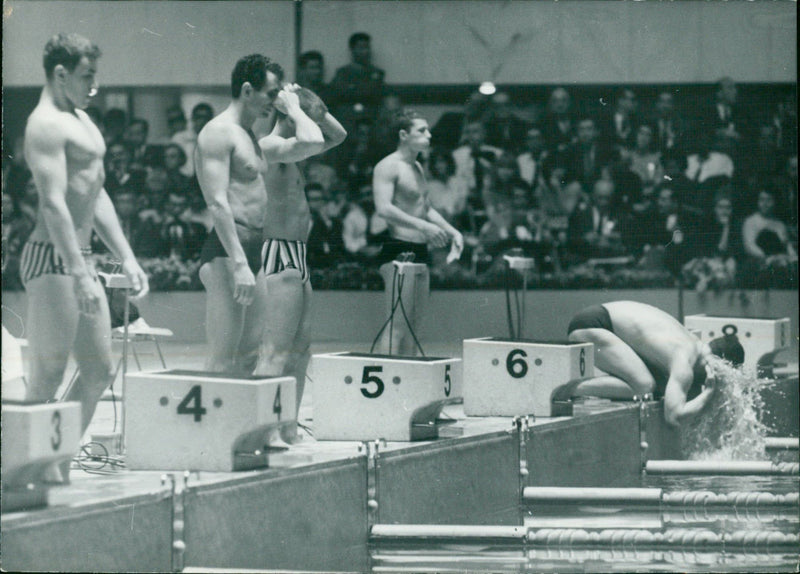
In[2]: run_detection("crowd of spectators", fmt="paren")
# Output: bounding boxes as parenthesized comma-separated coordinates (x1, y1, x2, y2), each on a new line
(3, 32, 797, 291)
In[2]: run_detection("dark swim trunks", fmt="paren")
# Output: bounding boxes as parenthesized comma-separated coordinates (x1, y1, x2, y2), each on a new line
(199, 222, 263, 274)
(567, 304, 613, 334)
(376, 238, 431, 266)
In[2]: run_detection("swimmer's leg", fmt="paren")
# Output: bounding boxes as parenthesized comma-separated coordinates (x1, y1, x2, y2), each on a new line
(69, 278, 114, 434)
(254, 269, 304, 448)
(282, 279, 313, 443)
(572, 375, 636, 400)
(254, 269, 305, 377)
(569, 328, 656, 396)
(200, 259, 245, 373)
(236, 272, 269, 375)
(377, 263, 429, 356)
(25, 274, 79, 404)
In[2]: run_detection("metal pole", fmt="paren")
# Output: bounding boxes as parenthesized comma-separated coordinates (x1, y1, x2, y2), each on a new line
(645, 460, 799, 476)
(294, 0, 303, 76)
(120, 289, 130, 454)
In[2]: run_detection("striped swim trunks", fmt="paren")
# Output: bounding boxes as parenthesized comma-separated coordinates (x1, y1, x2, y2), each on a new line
(19, 240, 92, 287)
(261, 239, 310, 284)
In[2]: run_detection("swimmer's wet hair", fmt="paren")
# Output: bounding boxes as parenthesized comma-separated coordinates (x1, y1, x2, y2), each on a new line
(43, 33, 101, 80)
(231, 54, 284, 99)
(391, 109, 424, 144)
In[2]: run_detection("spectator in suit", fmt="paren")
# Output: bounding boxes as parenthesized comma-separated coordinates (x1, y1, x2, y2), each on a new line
(625, 124, 664, 196)
(516, 126, 548, 188)
(600, 87, 639, 152)
(542, 87, 575, 155)
(296, 50, 327, 96)
(739, 123, 785, 191)
(636, 184, 699, 274)
(103, 107, 127, 145)
(328, 32, 386, 130)
(105, 141, 146, 198)
(695, 190, 743, 262)
(124, 117, 152, 171)
(484, 91, 529, 153)
(698, 77, 750, 147)
(165, 105, 188, 139)
(171, 102, 214, 177)
(648, 90, 687, 153)
(452, 118, 503, 212)
(773, 155, 797, 236)
(562, 117, 617, 190)
(306, 183, 346, 269)
(567, 178, 627, 262)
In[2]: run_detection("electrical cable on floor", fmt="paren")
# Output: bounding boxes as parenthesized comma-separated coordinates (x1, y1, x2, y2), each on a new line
(72, 442, 126, 475)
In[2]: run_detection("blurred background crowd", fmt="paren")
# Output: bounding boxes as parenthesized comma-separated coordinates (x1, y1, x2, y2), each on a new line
(3, 32, 797, 291)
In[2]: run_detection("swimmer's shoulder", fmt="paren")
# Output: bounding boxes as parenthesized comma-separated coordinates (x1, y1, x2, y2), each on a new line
(373, 153, 402, 177)
(25, 106, 70, 149)
(197, 116, 242, 153)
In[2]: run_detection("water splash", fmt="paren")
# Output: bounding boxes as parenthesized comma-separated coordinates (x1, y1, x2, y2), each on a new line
(681, 356, 772, 461)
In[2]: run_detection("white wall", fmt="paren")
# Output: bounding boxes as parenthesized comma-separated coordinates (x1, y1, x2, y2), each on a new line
(304, 0, 796, 84)
(3, 1, 796, 88)
(2, 1, 295, 86)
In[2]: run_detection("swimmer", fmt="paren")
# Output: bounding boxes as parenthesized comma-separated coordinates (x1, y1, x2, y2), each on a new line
(372, 110, 464, 355)
(568, 301, 718, 427)
(22, 34, 149, 479)
(253, 84, 346, 442)
(196, 55, 282, 373)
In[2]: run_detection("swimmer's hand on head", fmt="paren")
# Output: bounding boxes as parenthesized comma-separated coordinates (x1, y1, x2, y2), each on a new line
(121, 257, 150, 300)
(273, 84, 301, 115)
(230, 260, 255, 307)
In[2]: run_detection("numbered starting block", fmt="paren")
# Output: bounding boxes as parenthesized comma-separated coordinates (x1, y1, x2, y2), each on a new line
(312, 352, 462, 441)
(685, 314, 791, 376)
(125, 370, 295, 472)
(1, 401, 81, 512)
(463, 338, 594, 417)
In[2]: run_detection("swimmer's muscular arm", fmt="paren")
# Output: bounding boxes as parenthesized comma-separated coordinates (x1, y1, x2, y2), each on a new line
(663, 354, 715, 427)
(317, 112, 347, 153)
(373, 160, 447, 246)
(741, 217, 766, 258)
(93, 189, 149, 296)
(196, 126, 249, 267)
(259, 93, 324, 164)
(196, 124, 255, 305)
(25, 118, 91, 278)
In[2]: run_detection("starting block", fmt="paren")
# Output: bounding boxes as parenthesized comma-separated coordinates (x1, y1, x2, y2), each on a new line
(312, 352, 462, 441)
(125, 370, 295, 472)
(463, 338, 594, 417)
(684, 314, 791, 376)
(1, 401, 82, 512)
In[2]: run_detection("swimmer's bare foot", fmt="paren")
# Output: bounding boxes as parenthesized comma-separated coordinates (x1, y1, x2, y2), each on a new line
(281, 427, 306, 445)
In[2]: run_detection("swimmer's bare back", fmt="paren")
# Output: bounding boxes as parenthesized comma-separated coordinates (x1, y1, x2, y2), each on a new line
(262, 162, 309, 242)
(603, 301, 700, 373)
